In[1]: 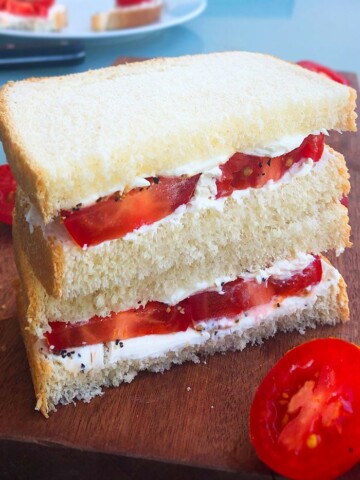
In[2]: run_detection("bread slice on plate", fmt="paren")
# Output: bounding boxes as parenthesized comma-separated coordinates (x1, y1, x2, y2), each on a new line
(92, 0, 163, 31)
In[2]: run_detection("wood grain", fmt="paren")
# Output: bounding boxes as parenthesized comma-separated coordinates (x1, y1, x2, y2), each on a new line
(0, 70, 359, 480)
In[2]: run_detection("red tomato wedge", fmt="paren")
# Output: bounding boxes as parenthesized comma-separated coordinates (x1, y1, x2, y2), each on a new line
(297, 61, 350, 86)
(216, 134, 324, 198)
(0, 164, 16, 225)
(250, 338, 360, 480)
(46, 256, 322, 352)
(45, 301, 193, 351)
(63, 174, 200, 247)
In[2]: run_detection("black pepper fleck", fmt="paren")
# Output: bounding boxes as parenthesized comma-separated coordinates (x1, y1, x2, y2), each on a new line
(267, 159, 272, 167)
(153, 177, 160, 184)
(258, 162, 262, 168)
(96, 197, 102, 203)
(277, 303, 281, 308)
(120, 342, 124, 348)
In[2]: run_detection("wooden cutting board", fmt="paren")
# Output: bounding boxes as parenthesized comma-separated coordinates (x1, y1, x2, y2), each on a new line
(0, 70, 359, 480)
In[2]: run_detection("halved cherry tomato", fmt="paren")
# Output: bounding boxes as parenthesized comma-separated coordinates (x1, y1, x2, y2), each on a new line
(297, 61, 350, 86)
(250, 338, 360, 480)
(216, 134, 324, 198)
(63, 174, 200, 247)
(0, 164, 16, 225)
(45, 301, 193, 351)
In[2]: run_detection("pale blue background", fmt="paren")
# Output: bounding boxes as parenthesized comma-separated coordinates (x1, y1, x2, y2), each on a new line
(0, 0, 358, 164)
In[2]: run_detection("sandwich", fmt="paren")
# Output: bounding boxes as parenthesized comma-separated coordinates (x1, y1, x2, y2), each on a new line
(0, 52, 356, 416)
(92, 0, 163, 32)
(0, 0, 67, 32)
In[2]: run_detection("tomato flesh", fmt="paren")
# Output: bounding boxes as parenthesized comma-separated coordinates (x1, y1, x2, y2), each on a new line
(297, 60, 350, 86)
(269, 255, 322, 297)
(46, 301, 193, 351)
(46, 256, 322, 351)
(250, 338, 360, 480)
(0, 164, 16, 225)
(216, 134, 324, 198)
(0, 0, 54, 16)
(63, 174, 200, 247)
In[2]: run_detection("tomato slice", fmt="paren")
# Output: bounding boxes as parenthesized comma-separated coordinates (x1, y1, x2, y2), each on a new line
(62, 174, 200, 247)
(45, 301, 193, 351)
(216, 134, 324, 198)
(0, 164, 16, 225)
(297, 61, 350, 86)
(188, 278, 276, 322)
(269, 255, 322, 297)
(250, 338, 360, 480)
(188, 256, 321, 322)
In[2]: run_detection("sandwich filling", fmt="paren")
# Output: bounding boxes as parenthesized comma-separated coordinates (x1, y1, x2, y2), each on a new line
(25, 132, 331, 248)
(43, 254, 329, 366)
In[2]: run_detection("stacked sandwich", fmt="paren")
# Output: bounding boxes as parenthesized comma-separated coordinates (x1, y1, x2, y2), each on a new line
(0, 53, 356, 416)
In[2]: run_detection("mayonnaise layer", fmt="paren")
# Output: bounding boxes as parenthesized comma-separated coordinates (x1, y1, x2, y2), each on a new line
(43, 258, 339, 373)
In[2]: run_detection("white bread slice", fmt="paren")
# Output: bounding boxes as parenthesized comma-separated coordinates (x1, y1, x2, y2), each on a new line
(17, 249, 349, 417)
(0, 52, 356, 223)
(91, 0, 162, 31)
(0, 5, 67, 32)
(13, 147, 350, 305)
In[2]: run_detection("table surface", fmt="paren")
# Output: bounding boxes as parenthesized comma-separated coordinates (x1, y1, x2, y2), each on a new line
(0, 72, 359, 480)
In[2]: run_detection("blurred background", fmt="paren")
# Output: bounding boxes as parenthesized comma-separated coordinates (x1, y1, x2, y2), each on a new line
(0, 0, 358, 164)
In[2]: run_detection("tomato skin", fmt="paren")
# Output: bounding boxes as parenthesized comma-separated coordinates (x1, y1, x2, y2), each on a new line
(0, 164, 16, 225)
(63, 174, 200, 247)
(250, 338, 360, 480)
(46, 301, 193, 351)
(216, 134, 324, 198)
(297, 60, 350, 86)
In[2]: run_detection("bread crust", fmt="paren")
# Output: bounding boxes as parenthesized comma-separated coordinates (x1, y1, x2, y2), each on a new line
(92, 1, 162, 31)
(0, 52, 356, 223)
(13, 147, 351, 306)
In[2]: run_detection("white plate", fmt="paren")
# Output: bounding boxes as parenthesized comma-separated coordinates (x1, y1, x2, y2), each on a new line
(0, 0, 206, 42)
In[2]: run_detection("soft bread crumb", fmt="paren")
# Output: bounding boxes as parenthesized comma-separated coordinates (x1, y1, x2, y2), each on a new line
(0, 52, 356, 223)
